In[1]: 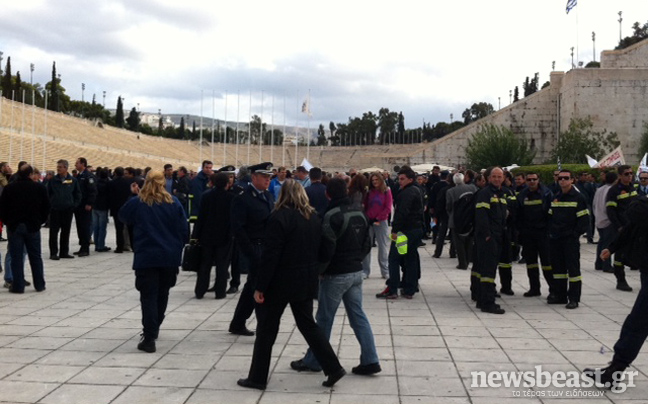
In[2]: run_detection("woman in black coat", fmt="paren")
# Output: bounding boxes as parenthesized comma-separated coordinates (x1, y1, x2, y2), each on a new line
(237, 179, 346, 390)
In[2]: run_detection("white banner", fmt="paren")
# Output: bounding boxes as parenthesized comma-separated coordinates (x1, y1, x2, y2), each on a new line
(300, 158, 313, 171)
(597, 147, 625, 168)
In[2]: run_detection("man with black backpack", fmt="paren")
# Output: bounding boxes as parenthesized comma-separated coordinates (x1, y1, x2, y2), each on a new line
(446, 172, 477, 270)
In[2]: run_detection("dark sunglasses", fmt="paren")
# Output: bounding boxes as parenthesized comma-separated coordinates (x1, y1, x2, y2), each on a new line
(526, 178, 538, 181)
(623, 172, 634, 176)
(558, 176, 571, 181)
(640, 177, 648, 181)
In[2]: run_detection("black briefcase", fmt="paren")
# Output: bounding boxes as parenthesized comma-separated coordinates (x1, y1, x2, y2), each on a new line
(181, 241, 202, 272)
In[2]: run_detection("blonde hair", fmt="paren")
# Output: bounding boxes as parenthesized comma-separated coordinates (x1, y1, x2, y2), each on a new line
(139, 170, 173, 206)
(274, 179, 315, 220)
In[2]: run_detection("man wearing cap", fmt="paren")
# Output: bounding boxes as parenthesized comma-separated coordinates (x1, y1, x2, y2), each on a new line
(229, 162, 275, 336)
(73, 157, 97, 257)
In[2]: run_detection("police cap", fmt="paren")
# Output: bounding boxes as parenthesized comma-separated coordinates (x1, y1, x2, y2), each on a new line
(249, 162, 273, 175)
(218, 165, 236, 174)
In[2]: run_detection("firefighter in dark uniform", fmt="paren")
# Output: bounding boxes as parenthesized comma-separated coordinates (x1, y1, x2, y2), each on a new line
(516, 172, 554, 298)
(473, 167, 507, 314)
(228, 162, 274, 336)
(206, 165, 243, 294)
(606, 164, 637, 292)
(547, 169, 589, 309)
(73, 158, 97, 257)
(498, 176, 517, 296)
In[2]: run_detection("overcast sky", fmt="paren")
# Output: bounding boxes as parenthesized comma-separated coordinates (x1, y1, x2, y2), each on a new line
(2, 0, 647, 130)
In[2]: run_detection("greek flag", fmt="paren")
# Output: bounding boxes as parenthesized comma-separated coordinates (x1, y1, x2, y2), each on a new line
(566, 0, 577, 14)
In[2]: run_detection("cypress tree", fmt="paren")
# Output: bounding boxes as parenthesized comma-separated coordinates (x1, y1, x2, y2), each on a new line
(115, 96, 124, 128)
(1, 57, 12, 99)
(51, 62, 59, 112)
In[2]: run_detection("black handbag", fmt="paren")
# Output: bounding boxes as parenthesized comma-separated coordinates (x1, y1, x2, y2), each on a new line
(181, 241, 202, 272)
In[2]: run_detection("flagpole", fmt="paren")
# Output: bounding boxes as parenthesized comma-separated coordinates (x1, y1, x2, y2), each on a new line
(21, 89, 26, 161)
(43, 91, 47, 170)
(31, 90, 35, 165)
(236, 91, 240, 166)
(199, 90, 204, 164)
(247, 90, 251, 165)
(259, 90, 264, 162)
(9, 90, 14, 163)
(295, 96, 299, 170)
(270, 95, 274, 164)
(211, 90, 215, 162)
(306, 89, 311, 162)
(282, 97, 286, 167)
(223, 91, 228, 166)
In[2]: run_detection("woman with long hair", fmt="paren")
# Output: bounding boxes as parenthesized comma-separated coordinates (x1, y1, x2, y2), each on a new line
(362, 172, 393, 278)
(348, 173, 368, 210)
(119, 171, 188, 353)
(238, 179, 345, 390)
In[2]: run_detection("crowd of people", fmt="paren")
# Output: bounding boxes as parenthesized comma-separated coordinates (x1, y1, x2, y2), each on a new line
(1, 157, 648, 390)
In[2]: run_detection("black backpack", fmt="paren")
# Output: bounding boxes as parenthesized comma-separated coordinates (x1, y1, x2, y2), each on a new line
(453, 191, 476, 237)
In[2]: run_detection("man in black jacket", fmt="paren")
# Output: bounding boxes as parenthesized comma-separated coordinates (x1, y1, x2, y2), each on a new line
(548, 169, 589, 309)
(108, 167, 134, 253)
(47, 159, 81, 260)
(73, 157, 97, 257)
(192, 173, 234, 299)
(291, 177, 381, 375)
(376, 165, 424, 299)
(228, 162, 274, 336)
(0, 164, 50, 293)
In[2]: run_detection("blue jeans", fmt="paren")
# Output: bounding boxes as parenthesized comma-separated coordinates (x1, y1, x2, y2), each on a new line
(302, 271, 379, 370)
(92, 210, 109, 250)
(387, 228, 423, 296)
(8, 223, 45, 292)
(4, 247, 27, 283)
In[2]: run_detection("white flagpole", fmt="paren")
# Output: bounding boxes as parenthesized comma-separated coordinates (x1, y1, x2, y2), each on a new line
(43, 91, 48, 170)
(247, 90, 251, 165)
(282, 97, 286, 167)
(295, 96, 299, 170)
(270, 95, 274, 164)
(211, 90, 215, 162)
(306, 89, 311, 161)
(259, 90, 264, 161)
(236, 91, 240, 166)
(9, 90, 14, 163)
(31, 90, 35, 165)
(223, 91, 228, 166)
(199, 90, 204, 164)
(21, 89, 26, 161)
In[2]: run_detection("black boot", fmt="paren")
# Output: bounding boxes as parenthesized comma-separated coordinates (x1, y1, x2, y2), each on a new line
(583, 362, 627, 389)
(614, 267, 633, 292)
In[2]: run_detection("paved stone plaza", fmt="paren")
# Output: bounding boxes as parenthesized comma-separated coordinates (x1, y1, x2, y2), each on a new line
(0, 227, 646, 404)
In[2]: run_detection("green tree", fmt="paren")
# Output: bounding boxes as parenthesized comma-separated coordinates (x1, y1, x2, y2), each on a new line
(513, 86, 519, 102)
(178, 117, 185, 139)
(616, 21, 648, 50)
(328, 121, 338, 146)
(317, 124, 327, 145)
(50, 61, 59, 112)
(1, 56, 11, 99)
(126, 107, 140, 131)
(397, 112, 405, 144)
(639, 122, 648, 156)
(14, 71, 22, 102)
(465, 124, 536, 169)
(550, 117, 620, 164)
(377, 107, 398, 144)
(115, 96, 124, 128)
(462, 102, 494, 124)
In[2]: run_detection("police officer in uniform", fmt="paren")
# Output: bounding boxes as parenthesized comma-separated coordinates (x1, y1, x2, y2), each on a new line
(229, 162, 274, 336)
(516, 172, 554, 298)
(605, 165, 637, 292)
(547, 169, 589, 309)
(73, 158, 97, 257)
(473, 167, 507, 314)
